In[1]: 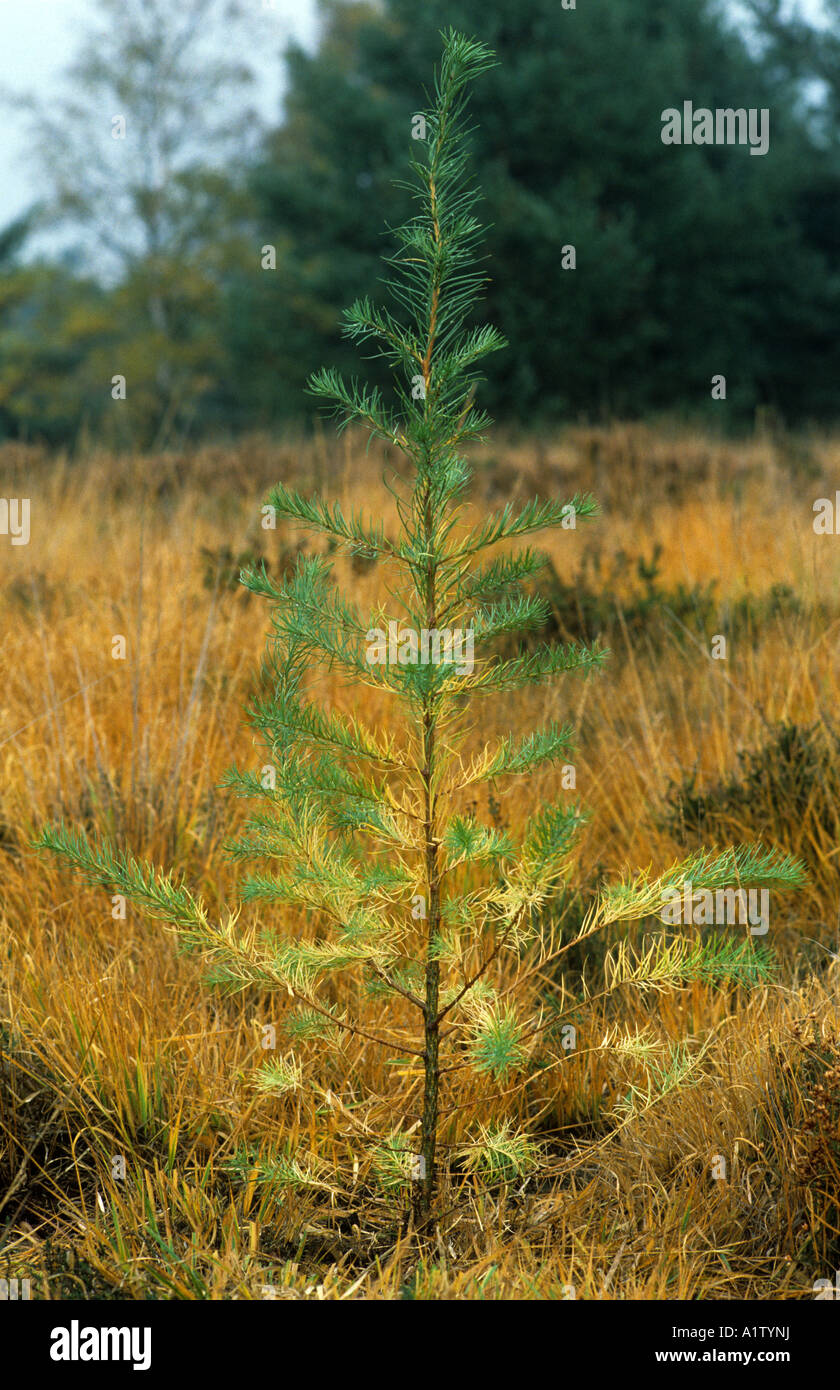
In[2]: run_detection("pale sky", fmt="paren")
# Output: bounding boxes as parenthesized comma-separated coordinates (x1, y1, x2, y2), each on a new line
(0, 0, 831, 254)
(0, 0, 319, 236)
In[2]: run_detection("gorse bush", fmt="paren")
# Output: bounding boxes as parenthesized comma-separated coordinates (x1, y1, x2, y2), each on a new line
(36, 31, 808, 1223)
(660, 722, 840, 888)
(501, 544, 718, 654)
(503, 546, 808, 658)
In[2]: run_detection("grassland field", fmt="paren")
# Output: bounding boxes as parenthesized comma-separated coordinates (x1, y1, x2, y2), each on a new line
(2, 420, 840, 1300)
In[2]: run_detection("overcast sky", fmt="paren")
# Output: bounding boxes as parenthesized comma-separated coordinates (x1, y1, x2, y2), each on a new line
(0, 0, 319, 233)
(0, 0, 831, 248)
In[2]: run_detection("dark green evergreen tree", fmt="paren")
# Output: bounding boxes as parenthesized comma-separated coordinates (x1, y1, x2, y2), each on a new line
(236, 0, 832, 425)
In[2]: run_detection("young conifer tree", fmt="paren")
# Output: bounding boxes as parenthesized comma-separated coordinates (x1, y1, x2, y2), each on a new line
(37, 30, 806, 1221)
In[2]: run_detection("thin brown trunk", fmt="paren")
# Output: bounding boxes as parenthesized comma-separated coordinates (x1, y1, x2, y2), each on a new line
(416, 486, 440, 1221)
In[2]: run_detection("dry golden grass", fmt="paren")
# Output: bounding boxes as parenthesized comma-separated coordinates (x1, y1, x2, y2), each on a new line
(2, 420, 840, 1299)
